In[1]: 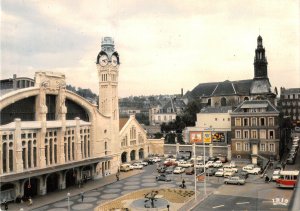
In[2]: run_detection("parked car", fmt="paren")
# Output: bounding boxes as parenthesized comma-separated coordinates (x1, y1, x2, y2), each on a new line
(195, 162, 205, 169)
(131, 163, 143, 169)
(213, 161, 223, 168)
(152, 157, 161, 162)
(173, 167, 185, 174)
(215, 168, 224, 177)
(272, 170, 281, 181)
(239, 170, 249, 179)
(185, 167, 195, 175)
(157, 166, 166, 173)
(165, 166, 174, 174)
(120, 164, 131, 172)
(224, 170, 235, 177)
(217, 155, 227, 163)
(274, 163, 283, 170)
(177, 161, 193, 168)
(144, 158, 154, 165)
(205, 161, 214, 168)
(208, 156, 219, 162)
(156, 174, 171, 182)
(286, 157, 295, 165)
(229, 161, 236, 168)
(242, 165, 261, 175)
(134, 161, 147, 166)
(224, 177, 245, 185)
(206, 168, 217, 176)
(223, 165, 238, 173)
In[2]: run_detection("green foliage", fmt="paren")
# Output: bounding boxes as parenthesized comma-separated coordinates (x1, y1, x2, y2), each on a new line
(135, 113, 150, 125)
(66, 84, 98, 100)
(154, 132, 163, 139)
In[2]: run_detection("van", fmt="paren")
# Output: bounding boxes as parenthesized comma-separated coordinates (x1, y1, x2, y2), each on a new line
(120, 164, 131, 172)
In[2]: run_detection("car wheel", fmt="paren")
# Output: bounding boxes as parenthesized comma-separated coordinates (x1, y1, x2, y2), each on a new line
(255, 172, 258, 175)
(238, 183, 241, 185)
(225, 182, 228, 184)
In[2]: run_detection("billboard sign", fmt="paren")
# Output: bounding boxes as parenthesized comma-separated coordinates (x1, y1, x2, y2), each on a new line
(212, 132, 225, 142)
(190, 132, 202, 143)
(203, 132, 212, 143)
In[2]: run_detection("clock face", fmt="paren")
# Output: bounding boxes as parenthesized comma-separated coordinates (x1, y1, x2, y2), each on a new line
(111, 55, 118, 66)
(99, 55, 108, 66)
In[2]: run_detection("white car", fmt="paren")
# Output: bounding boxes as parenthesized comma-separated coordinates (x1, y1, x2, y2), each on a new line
(135, 161, 148, 166)
(242, 165, 261, 175)
(131, 163, 143, 169)
(215, 168, 224, 177)
(173, 167, 185, 174)
(205, 161, 214, 168)
(272, 170, 281, 181)
(152, 157, 161, 162)
(177, 161, 193, 168)
(223, 165, 238, 173)
(164, 158, 176, 164)
(213, 161, 223, 168)
(229, 161, 236, 168)
(224, 169, 235, 177)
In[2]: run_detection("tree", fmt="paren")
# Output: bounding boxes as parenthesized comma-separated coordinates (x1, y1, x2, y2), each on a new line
(181, 100, 202, 126)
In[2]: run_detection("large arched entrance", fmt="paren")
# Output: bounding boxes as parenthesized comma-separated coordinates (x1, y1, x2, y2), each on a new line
(130, 150, 136, 161)
(0, 183, 15, 202)
(46, 173, 59, 193)
(24, 178, 38, 197)
(139, 148, 144, 160)
(82, 165, 92, 181)
(121, 152, 127, 163)
(65, 170, 77, 188)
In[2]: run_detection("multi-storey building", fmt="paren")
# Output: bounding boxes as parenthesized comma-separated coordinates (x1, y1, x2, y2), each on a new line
(231, 100, 280, 164)
(0, 37, 121, 202)
(149, 97, 186, 125)
(279, 87, 300, 126)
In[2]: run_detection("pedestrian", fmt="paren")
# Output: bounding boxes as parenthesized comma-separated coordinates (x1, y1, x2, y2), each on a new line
(4, 200, 8, 210)
(80, 192, 84, 202)
(28, 197, 33, 206)
(116, 173, 120, 181)
(181, 179, 186, 189)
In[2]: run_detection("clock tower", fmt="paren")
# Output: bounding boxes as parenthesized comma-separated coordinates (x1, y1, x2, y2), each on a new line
(96, 37, 120, 119)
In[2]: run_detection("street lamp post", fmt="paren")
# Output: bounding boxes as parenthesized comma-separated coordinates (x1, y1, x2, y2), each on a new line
(193, 142, 197, 201)
(203, 131, 207, 195)
(67, 192, 71, 211)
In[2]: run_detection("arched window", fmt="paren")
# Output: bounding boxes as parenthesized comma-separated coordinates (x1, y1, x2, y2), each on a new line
(244, 97, 249, 101)
(221, 97, 227, 106)
(208, 99, 211, 106)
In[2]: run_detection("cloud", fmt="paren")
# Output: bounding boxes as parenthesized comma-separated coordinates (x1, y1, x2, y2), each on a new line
(1, 0, 299, 97)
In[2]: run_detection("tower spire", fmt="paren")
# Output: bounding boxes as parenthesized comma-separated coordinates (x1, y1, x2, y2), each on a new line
(254, 35, 268, 79)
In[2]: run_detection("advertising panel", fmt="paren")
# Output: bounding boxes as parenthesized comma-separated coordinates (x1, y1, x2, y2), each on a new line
(212, 132, 225, 142)
(203, 132, 212, 143)
(190, 132, 202, 143)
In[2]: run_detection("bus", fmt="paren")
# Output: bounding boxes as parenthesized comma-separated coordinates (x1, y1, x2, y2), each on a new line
(276, 170, 299, 188)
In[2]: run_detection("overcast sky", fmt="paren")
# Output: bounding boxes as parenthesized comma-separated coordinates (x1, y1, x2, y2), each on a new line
(1, 0, 299, 97)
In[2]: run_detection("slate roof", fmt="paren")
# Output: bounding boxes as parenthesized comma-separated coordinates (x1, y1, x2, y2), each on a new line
(200, 106, 233, 113)
(281, 88, 300, 94)
(189, 78, 271, 99)
(233, 100, 278, 113)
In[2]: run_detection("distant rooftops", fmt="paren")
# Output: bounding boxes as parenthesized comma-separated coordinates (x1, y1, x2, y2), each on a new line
(200, 106, 232, 113)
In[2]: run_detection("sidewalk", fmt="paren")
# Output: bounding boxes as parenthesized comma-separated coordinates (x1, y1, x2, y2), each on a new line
(7, 170, 143, 211)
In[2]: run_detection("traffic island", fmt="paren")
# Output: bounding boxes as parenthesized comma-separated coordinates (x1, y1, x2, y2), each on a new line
(95, 188, 195, 211)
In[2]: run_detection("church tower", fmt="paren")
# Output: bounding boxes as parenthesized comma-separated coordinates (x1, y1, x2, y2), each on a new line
(254, 35, 268, 79)
(96, 37, 120, 120)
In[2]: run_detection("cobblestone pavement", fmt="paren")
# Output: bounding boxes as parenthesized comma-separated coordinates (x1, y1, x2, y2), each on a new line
(26, 164, 219, 211)
(5, 162, 224, 211)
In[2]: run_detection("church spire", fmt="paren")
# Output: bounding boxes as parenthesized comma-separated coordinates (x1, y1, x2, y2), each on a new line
(254, 35, 268, 79)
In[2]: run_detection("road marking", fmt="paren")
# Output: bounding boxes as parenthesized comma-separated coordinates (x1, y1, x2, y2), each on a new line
(212, 205, 224, 209)
(236, 202, 250, 205)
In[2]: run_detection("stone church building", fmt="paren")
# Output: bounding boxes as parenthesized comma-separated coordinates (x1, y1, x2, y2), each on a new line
(184, 35, 277, 107)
